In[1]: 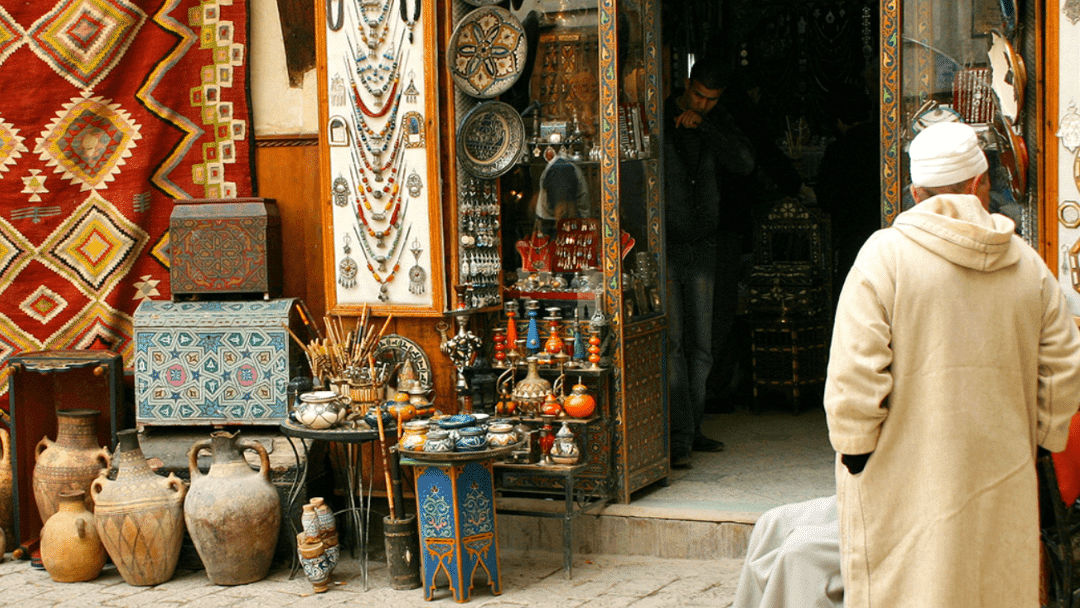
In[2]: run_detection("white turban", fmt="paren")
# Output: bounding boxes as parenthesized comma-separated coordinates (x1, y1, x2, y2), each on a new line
(908, 122, 988, 188)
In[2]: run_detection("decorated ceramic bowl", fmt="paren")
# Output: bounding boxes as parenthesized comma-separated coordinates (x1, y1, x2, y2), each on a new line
(295, 391, 348, 430)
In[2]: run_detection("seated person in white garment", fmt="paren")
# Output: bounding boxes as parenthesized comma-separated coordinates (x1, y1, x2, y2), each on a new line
(732, 495, 842, 608)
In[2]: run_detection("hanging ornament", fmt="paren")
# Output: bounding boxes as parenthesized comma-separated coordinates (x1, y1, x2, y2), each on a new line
(406, 169, 423, 197)
(332, 175, 350, 207)
(404, 71, 420, 103)
(400, 0, 421, 43)
(339, 234, 358, 289)
(403, 111, 425, 148)
(408, 237, 426, 295)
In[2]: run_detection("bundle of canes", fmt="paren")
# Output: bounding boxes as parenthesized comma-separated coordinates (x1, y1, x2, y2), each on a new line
(369, 356, 398, 521)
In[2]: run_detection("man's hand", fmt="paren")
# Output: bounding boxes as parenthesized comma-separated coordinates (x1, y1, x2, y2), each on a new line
(674, 108, 705, 129)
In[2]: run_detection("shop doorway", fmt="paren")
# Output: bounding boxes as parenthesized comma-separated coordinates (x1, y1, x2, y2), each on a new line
(662, 0, 879, 417)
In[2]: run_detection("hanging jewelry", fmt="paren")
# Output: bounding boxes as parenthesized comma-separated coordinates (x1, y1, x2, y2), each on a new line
(330, 73, 347, 107)
(344, 56, 400, 118)
(339, 234, 359, 289)
(355, 0, 395, 48)
(399, 0, 421, 43)
(351, 30, 407, 100)
(358, 193, 407, 248)
(403, 111, 425, 148)
(327, 0, 344, 31)
(333, 175, 350, 207)
(358, 224, 411, 301)
(408, 237, 426, 295)
(404, 71, 420, 103)
(353, 127, 404, 183)
(352, 160, 398, 220)
(406, 168, 422, 197)
(355, 213, 407, 273)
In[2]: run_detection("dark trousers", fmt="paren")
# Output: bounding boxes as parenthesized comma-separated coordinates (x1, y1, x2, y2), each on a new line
(667, 239, 740, 454)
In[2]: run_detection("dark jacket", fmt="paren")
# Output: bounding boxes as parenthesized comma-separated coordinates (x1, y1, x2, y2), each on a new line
(664, 94, 755, 245)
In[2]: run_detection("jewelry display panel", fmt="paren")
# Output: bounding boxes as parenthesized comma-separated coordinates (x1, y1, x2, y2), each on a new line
(317, 0, 446, 315)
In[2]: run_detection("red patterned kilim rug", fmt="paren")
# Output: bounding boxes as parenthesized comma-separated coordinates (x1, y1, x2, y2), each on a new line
(0, 0, 254, 405)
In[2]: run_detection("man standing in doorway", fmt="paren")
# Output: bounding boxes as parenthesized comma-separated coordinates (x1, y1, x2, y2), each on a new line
(664, 59, 755, 468)
(824, 121, 1080, 606)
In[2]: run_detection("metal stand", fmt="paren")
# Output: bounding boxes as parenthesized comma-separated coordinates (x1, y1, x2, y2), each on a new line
(279, 420, 380, 589)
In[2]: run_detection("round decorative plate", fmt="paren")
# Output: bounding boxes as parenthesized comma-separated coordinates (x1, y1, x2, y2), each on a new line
(462, 0, 504, 5)
(449, 6, 527, 98)
(373, 334, 432, 389)
(457, 101, 525, 179)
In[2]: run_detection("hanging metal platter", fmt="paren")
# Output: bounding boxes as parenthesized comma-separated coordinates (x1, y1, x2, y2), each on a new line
(457, 100, 525, 179)
(449, 5, 527, 98)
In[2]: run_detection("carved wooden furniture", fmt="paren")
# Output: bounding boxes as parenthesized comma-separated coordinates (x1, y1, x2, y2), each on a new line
(747, 199, 832, 411)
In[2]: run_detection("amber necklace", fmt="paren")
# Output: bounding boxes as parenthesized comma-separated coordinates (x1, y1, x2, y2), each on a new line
(357, 224, 411, 301)
(357, 184, 407, 247)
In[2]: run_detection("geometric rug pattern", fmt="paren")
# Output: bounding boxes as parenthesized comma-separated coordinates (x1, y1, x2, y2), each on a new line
(0, 0, 254, 407)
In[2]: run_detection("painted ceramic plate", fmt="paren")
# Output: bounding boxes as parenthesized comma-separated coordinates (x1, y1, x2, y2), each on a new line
(457, 101, 525, 179)
(449, 6, 527, 98)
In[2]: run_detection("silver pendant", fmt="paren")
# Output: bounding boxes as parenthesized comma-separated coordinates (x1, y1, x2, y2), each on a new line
(332, 175, 349, 207)
(339, 236, 358, 289)
(409, 238, 426, 295)
(406, 169, 423, 197)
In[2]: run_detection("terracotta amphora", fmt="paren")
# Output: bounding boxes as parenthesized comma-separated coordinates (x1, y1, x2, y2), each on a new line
(91, 429, 187, 586)
(184, 430, 280, 585)
(33, 409, 111, 523)
(0, 427, 14, 551)
(40, 490, 106, 582)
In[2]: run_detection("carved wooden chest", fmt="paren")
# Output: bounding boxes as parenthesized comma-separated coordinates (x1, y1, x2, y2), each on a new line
(169, 198, 282, 298)
(133, 298, 307, 426)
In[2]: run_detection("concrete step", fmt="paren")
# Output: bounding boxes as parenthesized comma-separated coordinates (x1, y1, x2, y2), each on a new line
(495, 496, 756, 561)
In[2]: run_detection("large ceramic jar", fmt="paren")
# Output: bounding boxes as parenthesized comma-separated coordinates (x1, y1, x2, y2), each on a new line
(33, 409, 111, 524)
(0, 427, 14, 551)
(40, 490, 106, 582)
(90, 429, 187, 586)
(183, 431, 280, 585)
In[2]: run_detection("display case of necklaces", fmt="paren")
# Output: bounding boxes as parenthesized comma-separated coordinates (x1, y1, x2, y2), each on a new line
(553, 218, 600, 272)
(529, 30, 599, 152)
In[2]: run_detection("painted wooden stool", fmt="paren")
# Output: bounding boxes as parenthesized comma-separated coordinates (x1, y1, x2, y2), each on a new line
(412, 458, 501, 602)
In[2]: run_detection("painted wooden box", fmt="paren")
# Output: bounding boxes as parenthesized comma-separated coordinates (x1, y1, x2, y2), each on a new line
(133, 298, 306, 426)
(169, 198, 282, 298)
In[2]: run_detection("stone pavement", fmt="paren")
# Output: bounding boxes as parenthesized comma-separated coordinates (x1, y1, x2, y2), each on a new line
(0, 550, 745, 607)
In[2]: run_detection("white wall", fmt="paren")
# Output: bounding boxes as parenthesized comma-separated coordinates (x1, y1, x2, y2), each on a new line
(249, 0, 320, 136)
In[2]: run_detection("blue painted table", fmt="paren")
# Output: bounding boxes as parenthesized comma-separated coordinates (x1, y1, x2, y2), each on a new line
(403, 451, 506, 602)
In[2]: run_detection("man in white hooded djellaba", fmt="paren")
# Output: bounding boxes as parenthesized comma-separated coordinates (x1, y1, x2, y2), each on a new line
(824, 120, 1080, 608)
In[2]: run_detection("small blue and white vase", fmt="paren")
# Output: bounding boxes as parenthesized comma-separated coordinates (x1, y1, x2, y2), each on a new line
(297, 533, 331, 593)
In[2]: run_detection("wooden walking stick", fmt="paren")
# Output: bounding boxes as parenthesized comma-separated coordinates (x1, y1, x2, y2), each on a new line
(370, 356, 398, 521)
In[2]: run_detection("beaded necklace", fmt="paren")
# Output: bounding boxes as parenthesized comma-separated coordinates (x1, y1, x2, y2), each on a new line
(343, 56, 398, 118)
(357, 192, 407, 248)
(353, 31, 407, 99)
(400, 0, 421, 43)
(357, 224, 411, 301)
(356, 0, 395, 48)
(350, 127, 404, 188)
